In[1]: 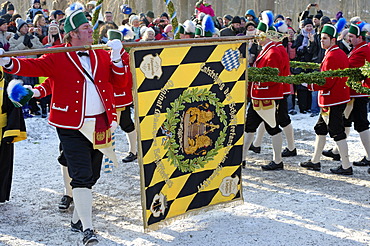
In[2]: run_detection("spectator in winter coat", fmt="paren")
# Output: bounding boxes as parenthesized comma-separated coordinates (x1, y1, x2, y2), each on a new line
(245, 9, 259, 26)
(0, 18, 11, 51)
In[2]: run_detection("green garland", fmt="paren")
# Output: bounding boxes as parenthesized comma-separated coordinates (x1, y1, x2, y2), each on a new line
(248, 61, 370, 94)
(290, 61, 320, 70)
(91, 0, 104, 44)
(163, 0, 179, 39)
(163, 88, 227, 173)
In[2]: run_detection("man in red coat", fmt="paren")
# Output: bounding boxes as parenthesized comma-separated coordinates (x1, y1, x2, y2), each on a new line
(322, 22, 370, 170)
(300, 23, 352, 175)
(243, 11, 285, 171)
(250, 21, 297, 158)
(0, 9, 126, 245)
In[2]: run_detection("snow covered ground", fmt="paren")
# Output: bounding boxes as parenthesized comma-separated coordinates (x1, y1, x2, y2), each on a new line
(1, 112, 370, 246)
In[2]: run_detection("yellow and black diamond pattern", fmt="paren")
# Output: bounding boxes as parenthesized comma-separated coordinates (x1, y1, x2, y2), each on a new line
(130, 41, 247, 229)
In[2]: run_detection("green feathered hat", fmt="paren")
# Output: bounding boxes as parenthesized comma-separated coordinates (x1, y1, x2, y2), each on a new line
(348, 22, 370, 37)
(64, 9, 89, 34)
(107, 29, 123, 41)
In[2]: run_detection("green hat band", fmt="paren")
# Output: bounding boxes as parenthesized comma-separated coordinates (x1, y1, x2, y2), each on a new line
(64, 10, 89, 33)
(348, 24, 366, 37)
(107, 29, 123, 41)
(257, 22, 268, 33)
(321, 24, 338, 38)
(178, 24, 185, 34)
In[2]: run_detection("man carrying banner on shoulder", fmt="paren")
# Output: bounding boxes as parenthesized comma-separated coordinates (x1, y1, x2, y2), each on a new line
(322, 22, 370, 172)
(243, 11, 285, 171)
(0, 9, 126, 245)
(300, 20, 352, 175)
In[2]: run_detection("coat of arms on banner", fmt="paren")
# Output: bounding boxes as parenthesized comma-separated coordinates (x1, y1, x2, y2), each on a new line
(130, 42, 247, 229)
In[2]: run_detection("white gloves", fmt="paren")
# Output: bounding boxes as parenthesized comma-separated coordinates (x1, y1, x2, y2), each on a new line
(106, 39, 122, 62)
(23, 85, 41, 97)
(110, 121, 118, 133)
(0, 48, 10, 67)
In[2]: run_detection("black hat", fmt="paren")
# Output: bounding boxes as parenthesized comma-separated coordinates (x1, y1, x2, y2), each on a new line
(303, 18, 313, 27)
(7, 3, 14, 11)
(314, 14, 322, 19)
(224, 15, 232, 21)
(320, 16, 331, 26)
(245, 21, 256, 28)
(146, 11, 154, 18)
(160, 12, 169, 20)
(53, 10, 65, 19)
(231, 16, 241, 24)
(275, 14, 284, 22)
(0, 18, 6, 26)
(33, 0, 40, 3)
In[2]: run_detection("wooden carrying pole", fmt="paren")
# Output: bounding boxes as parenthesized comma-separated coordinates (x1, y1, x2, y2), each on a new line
(0, 36, 258, 58)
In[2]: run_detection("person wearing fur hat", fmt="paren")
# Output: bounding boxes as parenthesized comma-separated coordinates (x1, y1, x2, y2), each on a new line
(195, 14, 217, 37)
(300, 19, 352, 175)
(220, 15, 242, 36)
(322, 22, 370, 172)
(180, 20, 196, 39)
(140, 27, 155, 41)
(0, 8, 127, 245)
(243, 11, 285, 171)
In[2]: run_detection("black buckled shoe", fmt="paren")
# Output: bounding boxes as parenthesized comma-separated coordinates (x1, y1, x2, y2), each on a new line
(122, 152, 137, 163)
(300, 160, 321, 171)
(282, 147, 297, 157)
(83, 229, 98, 246)
(353, 157, 370, 166)
(322, 149, 341, 161)
(58, 195, 73, 210)
(71, 220, 83, 232)
(261, 161, 284, 171)
(330, 165, 353, 175)
(249, 144, 261, 154)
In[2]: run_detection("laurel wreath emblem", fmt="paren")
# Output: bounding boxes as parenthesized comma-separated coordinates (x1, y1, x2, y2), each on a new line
(163, 88, 228, 172)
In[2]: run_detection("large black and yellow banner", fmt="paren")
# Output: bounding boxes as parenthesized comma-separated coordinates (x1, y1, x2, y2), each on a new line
(130, 41, 247, 229)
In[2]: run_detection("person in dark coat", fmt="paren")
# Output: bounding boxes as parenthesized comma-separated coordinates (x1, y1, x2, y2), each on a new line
(0, 67, 27, 203)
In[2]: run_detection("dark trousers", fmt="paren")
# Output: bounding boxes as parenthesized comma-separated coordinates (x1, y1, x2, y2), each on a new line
(314, 104, 347, 141)
(119, 105, 135, 133)
(0, 141, 14, 202)
(296, 87, 312, 113)
(344, 97, 369, 132)
(245, 100, 282, 136)
(56, 128, 103, 189)
(277, 95, 291, 128)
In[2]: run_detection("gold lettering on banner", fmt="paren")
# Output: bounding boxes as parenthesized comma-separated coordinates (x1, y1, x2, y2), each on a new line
(151, 80, 174, 187)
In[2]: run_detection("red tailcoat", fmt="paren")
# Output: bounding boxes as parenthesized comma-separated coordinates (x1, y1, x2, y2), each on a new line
(347, 41, 370, 97)
(250, 41, 284, 100)
(7, 44, 126, 129)
(276, 42, 293, 94)
(113, 49, 133, 109)
(309, 45, 350, 107)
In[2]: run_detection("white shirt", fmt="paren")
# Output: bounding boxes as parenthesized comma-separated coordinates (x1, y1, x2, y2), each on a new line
(77, 51, 105, 116)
